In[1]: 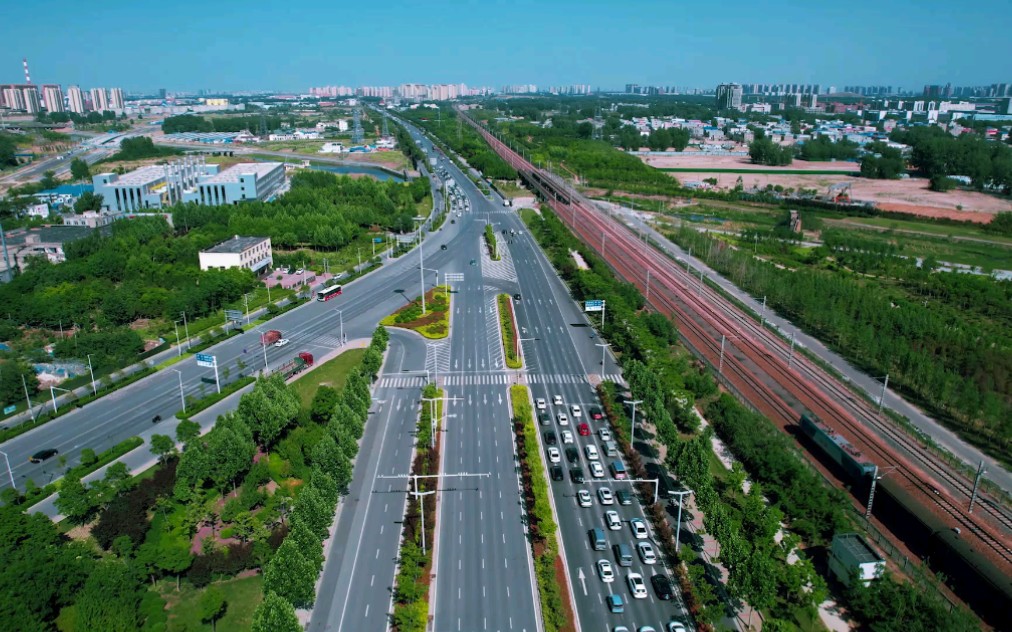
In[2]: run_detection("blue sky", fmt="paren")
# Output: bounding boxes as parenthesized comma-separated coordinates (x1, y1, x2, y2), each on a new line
(2, 0, 1009, 92)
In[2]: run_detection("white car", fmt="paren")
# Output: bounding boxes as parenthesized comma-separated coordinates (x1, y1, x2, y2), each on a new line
(274, 338, 291, 348)
(536, 398, 547, 410)
(605, 510, 622, 530)
(589, 461, 605, 478)
(598, 487, 614, 505)
(584, 445, 600, 461)
(637, 541, 657, 564)
(547, 447, 561, 464)
(557, 413, 569, 426)
(571, 404, 582, 418)
(599, 428, 613, 442)
(630, 518, 649, 539)
(597, 559, 615, 583)
(294, 268, 304, 275)
(627, 573, 648, 599)
(667, 623, 687, 632)
(553, 394, 563, 406)
(577, 489, 593, 507)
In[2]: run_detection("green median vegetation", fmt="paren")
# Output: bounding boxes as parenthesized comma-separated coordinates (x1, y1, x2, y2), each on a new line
(484, 223, 499, 260)
(497, 294, 521, 369)
(510, 385, 569, 632)
(380, 285, 450, 339)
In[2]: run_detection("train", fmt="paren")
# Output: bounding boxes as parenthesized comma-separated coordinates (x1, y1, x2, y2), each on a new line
(797, 411, 1012, 627)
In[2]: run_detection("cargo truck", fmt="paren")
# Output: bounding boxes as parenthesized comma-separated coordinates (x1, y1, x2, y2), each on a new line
(260, 329, 282, 345)
(278, 352, 314, 379)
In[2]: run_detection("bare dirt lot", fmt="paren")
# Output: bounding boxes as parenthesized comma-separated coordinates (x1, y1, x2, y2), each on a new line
(643, 153, 861, 172)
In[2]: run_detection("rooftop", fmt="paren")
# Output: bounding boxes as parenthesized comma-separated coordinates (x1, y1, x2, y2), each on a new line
(3, 224, 99, 246)
(37, 184, 94, 196)
(834, 533, 884, 565)
(201, 162, 283, 184)
(100, 164, 168, 187)
(203, 235, 269, 254)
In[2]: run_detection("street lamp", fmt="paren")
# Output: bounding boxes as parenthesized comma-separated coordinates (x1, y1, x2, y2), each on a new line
(413, 217, 428, 315)
(171, 369, 186, 414)
(628, 399, 643, 444)
(402, 369, 432, 384)
(49, 385, 72, 414)
(0, 450, 15, 490)
(173, 320, 182, 357)
(335, 309, 345, 345)
(377, 472, 490, 555)
(670, 489, 693, 551)
(86, 354, 97, 396)
(180, 312, 191, 350)
(596, 342, 611, 368)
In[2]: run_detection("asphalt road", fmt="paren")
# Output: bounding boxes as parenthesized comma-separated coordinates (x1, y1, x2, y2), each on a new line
(308, 330, 428, 632)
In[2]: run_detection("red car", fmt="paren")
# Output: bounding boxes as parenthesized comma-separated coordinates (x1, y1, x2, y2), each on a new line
(577, 422, 591, 436)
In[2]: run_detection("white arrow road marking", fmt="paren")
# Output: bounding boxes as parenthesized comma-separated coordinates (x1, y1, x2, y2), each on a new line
(578, 568, 587, 596)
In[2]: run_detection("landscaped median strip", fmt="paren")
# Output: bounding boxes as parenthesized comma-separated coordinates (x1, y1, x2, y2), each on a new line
(381, 285, 451, 339)
(497, 294, 522, 369)
(510, 384, 574, 632)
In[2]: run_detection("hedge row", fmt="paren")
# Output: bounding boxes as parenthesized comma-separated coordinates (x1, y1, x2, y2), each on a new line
(497, 294, 521, 369)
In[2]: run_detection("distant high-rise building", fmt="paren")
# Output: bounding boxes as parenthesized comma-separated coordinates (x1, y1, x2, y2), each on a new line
(109, 87, 124, 109)
(784, 93, 803, 107)
(90, 87, 109, 111)
(67, 86, 85, 113)
(2, 87, 25, 110)
(715, 83, 743, 110)
(22, 87, 41, 114)
(42, 84, 64, 112)
(159, 88, 167, 99)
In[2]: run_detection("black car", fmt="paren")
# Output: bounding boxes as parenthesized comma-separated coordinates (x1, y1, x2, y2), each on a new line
(513, 293, 521, 301)
(550, 465, 564, 481)
(616, 488, 634, 506)
(152, 414, 162, 423)
(565, 447, 580, 463)
(29, 448, 58, 464)
(537, 412, 551, 426)
(569, 467, 585, 484)
(543, 431, 557, 446)
(440, 244, 448, 250)
(651, 573, 674, 600)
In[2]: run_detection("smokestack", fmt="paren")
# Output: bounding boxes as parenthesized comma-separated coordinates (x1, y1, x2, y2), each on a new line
(22, 58, 31, 84)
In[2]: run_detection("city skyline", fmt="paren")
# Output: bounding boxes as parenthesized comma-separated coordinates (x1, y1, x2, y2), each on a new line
(1, 0, 1009, 93)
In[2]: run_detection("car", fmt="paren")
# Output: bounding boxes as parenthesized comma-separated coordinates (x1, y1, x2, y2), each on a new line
(543, 430, 557, 445)
(557, 413, 569, 426)
(451, 219, 456, 224)
(547, 446, 561, 464)
(577, 489, 593, 507)
(469, 259, 476, 265)
(550, 465, 564, 481)
(599, 428, 612, 441)
(590, 406, 604, 420)
(29, 448, 58, 463)
(616, 488, 634, 506)
(274, 338, 290, 348)
(630, 518, 649, 539)
(598, 487, 615, 505)
(440, 244, 448, 250)
(626, 572, 648, 599)
(590, 461, 605, 478)
(565, 447, 579, 463)
(651, 574, 675, 600)
(597, 559, 615, 582)
(294, 268, 304, 275)
(553, 394, 563, 406)
(605, 510, 622, 530)
(538, 412, 551, 426)
(569, 467, 585, 483)
(606, 593, 624, 613)
(666, 622, 687, 632)
(577, 422, 591, 436)
(513, 293, 522, 301)
(536, 398, 547, 410)
(614, 628, 630, 632)
(638, 628, 657, 632)
(151, 414, 162, 423)
(561, 430, 574, 444)
(571, 404, 583, 418)
(637, 541, 658, 564)
(585, 445, 600, 461)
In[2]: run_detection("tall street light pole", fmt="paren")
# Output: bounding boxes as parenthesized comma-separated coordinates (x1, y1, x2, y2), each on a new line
(86, 354, 97, 396)
(0, 450, 15, 490)
(171, 369, 186, 414)
(378, 472, 490, 555)
(335, 309, 344, 345)
(173, 320, 182, 356)
(596, 342, 611, 370)
(180, 311, 191, 350)
(628, 399, 643, 444)
(670, 489, 693, 551)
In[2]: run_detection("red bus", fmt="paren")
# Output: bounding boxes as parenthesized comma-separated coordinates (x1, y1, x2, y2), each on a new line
(317, 285, 343, 302)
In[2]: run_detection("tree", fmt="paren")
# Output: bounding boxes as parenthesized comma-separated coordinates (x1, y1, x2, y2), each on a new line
(70, 158, 91, 182)
(310, 385, 339, 423)
(262, 539, 318, 608)
(151, 434, 176, 462)
(75, 560, 142, 632)
(176, 419, 201, 446)
(237, 375, 300, 448)
(748, 137, 794, 166)
(74, 191, 103, 213)
(930, 174, 958, 191)
(860, 143, 906, 179)
(79, 447, 98, 467)
(55, 473, 96, 524)
(251, 591, 303, 632)
(39, 170, 58, 190)
(199, 585, 227, 632)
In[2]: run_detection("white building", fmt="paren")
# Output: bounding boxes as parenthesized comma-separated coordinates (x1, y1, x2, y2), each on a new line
(198, 235, 272, 273)
(828, 533, 885, 587)
(109, 87, 124, 109)
(319, 142, 345, 154)
(23, 87, 41, 114)
(67, 86, 85, 113)
(42, 85, 65, 112)
(26, 203, 51, 218)
(182, 162, 285, 206)
(94, 158, 218, 212)
(90, 87, 109, 111)
(62, 211, 120, 228)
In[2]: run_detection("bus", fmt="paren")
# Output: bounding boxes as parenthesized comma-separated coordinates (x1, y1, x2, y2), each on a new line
(317, 285, 343, 302)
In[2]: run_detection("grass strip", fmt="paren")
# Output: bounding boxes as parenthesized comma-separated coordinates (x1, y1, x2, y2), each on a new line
(497, 294, 521, 369)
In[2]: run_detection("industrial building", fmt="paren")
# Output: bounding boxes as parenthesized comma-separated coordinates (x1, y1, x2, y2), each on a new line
(182, 162, 285, 205)
(828, 533, 885, 587)
(198, 235, 272, 273)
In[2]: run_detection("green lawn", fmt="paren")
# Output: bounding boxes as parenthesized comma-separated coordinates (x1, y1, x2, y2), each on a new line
(290, 348, 367, 407)
(837, 216, 1012, 244)
(658, 167, 856, 175)
(160, 575, 264, 632)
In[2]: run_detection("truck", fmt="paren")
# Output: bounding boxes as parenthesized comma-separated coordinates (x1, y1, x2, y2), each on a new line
(429, 157, 437, 167)
(278, 352, 314, 379)
(260, 329, 282, 345)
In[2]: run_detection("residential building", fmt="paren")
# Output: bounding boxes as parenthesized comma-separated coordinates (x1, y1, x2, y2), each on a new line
(109, 87, 125, 109)
(26, 203, 51, 219)
(34, 184, 94, 209)
(181, 162, 285, 206)
(716, 83, 743, 110)
(198, 235, 272, 273)
(1, 225, 97, 273)
(93, 158, 218, 212)
(62, 211, 120, 228)
(42, 85, 64, 112)
(22, 87, 42, 114)
(828, 533, 885, 587)
(90, 87, 109, 111)
(67, 86, 85, 113)
(1, 87, 25, 110)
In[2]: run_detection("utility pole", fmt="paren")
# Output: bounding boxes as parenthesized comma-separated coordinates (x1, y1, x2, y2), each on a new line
(86, 354, 97, 396)
(969, 460, 986, 513)
(718, 334, 739, 375)
(877, 373, 889, 413)
(788, 332, 797, 368)
(378, 472, 490, 555)
(629, 399, 643, 445)
(645, 268, 651, 303)
(865, 466, 896, 518)
(21, 375, 35, 422)
(180, 311, 191, 350)
(670, 489, 692, 551)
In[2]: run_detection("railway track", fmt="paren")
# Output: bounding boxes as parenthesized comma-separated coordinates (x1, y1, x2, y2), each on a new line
(460, 113, 1012, 570)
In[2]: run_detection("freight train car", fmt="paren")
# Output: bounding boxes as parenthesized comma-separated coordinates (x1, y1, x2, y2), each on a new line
(799, 412, 876, 482)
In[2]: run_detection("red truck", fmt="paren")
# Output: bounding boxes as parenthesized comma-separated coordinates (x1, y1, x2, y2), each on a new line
(260, 329, 282, 345)
(278, 352, 314, 379)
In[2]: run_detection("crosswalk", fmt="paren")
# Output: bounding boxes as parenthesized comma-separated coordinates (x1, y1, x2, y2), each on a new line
(373, 372, 625, 388)
(480, 231, 519, 283)
(426, 341, 451, 377)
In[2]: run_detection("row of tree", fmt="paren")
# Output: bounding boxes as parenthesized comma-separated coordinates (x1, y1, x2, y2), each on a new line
(160, 114, 295, 135)
(892, 125, 1012, 192)
(798, 136, 859, 161)
(401, 108, 517, 180)
(748, 137, 796, 166)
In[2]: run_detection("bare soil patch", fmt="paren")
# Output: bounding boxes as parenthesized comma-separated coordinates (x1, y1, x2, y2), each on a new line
(643, 153, 861, 172)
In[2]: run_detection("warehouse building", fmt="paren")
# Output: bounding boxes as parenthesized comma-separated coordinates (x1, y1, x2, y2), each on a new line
(198, 235, 272, 273)
(181, 162, 285, 206)
(828, 533, 885, 587)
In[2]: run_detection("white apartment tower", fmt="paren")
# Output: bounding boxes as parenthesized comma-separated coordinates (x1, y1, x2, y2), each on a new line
(67, 86, 85, 113)
(42, 85, 65, 112)
(90, 87, 109, 111)
(22, 87, 41, 114)
(109, 87, 124, 109)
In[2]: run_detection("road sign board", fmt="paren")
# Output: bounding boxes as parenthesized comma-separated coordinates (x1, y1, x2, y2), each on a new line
(224, 309, 243, 322)
(3, 404, 15, 415)
(584, 300, 605, 312)
(373, 237, 384, 243)
(196, 353, 216, 368)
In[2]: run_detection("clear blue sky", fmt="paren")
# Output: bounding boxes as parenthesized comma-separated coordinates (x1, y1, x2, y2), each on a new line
(2, 0, 1009, 92)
